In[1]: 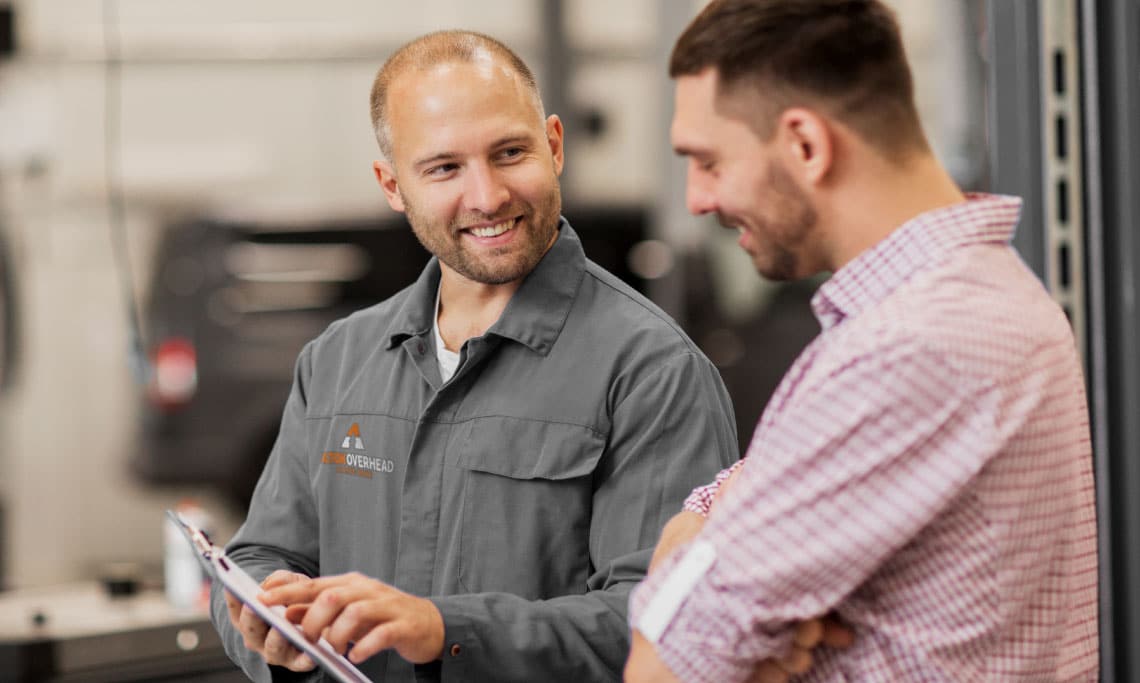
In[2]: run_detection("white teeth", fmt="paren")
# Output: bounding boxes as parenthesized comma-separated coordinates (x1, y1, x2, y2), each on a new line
(737, 227, 745, 235)
(470, 220, 515, 238)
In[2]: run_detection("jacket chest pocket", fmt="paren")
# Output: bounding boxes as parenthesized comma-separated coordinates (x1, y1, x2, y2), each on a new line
(450, 417, 604, 599)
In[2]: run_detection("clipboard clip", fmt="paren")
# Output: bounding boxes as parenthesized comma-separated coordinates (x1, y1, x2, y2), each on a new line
(165, 509, 215, 560)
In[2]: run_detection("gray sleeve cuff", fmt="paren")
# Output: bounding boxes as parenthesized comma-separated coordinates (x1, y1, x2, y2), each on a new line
(430, 596, 477, 680)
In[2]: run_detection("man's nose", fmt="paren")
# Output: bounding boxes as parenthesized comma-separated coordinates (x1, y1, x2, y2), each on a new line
(464, 163, 511, 216)
(685, 176, 717, 216)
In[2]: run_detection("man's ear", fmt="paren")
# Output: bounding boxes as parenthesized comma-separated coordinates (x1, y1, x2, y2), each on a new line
(373, 160, 406, 212)
(545, 115, 565, 176)
(776, 108, 833, 186)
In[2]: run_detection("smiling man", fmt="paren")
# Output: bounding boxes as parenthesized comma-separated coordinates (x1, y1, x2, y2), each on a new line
(208, 30, 739, 683)
(626, 1, 1099, 681)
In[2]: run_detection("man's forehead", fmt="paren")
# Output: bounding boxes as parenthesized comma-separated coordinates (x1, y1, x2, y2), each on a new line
(671, 72, 719, 149)
(392, 56, 522, 97)
(390, 61, 535, 127)
(676, 68, 720, 100)
(671, 77, 772, 156)
(384, 52, 544, 159)
(678, 69, 762, 116)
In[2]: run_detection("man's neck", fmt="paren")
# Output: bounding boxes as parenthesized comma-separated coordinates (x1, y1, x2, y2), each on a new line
(822, 153, 967, 273)
(435, 268, 522, 352)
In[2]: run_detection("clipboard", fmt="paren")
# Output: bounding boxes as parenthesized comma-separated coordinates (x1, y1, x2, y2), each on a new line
(165, 509, 372, 683)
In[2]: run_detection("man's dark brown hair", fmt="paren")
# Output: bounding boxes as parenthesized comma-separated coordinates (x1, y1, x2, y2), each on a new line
(670, 0, 928, 159)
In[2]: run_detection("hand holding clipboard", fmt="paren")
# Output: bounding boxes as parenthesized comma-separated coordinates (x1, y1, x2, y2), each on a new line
(165, 509, 373, 683)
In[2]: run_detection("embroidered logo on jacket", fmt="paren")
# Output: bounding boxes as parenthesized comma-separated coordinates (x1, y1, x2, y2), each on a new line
(320, 423, 395, 478)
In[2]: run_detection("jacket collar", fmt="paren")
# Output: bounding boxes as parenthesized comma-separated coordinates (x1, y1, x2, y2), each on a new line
(385, 217, 585, 355)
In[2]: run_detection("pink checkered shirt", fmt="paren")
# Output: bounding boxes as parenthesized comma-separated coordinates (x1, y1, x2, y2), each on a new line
(631, 194, 1099, 682)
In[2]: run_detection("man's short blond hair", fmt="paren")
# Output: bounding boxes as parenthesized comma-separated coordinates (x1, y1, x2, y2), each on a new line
(369, 30, 545, 161)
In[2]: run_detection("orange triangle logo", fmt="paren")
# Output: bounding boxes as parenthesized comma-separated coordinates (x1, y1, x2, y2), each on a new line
(341, 423, 365, 451)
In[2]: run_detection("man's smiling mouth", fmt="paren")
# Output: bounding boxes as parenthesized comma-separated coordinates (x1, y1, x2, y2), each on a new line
(465, 217, 519, 238)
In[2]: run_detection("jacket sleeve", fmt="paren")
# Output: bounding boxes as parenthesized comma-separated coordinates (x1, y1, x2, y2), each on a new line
(432, 351, 739, 682)
(208, 343, 322, 683)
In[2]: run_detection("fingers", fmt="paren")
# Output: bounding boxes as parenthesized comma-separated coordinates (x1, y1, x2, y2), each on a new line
(768, 614, 854, 680)
(261, 578, 323, 607)
(263, 569, 308, 590)
(776, 644, 812, 675)
(224, 570, 319, 672)
(299, 584, 385, 645)
(225, 590, 243, 627)
(243, 607, 314, 672)
(284, 603, 311, 624)
(288, 653, 316, 672)
(749, 659, 789, 683)
(237, 602, 270, 650)
(244, 572, 442, 667)
(792, 618, 823, 649)
(254, 573, 317, 671)
(257, 571, 316, 619)
(322, 600, 381, 654)
(230, 571, 306, 634)
(262, 624, 314, 670)
(302, 586, 444, 665)
(349, 622, 402, 663)
(821, 617, 855, 649)
(261, 571, 366, 607)
(258, 573, 385, 653)
(265, 632, 315, 673)
(767, 617, 821, 675)
(231, 570, 318, 670)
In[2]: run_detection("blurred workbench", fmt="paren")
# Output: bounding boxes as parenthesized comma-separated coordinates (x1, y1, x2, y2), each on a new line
(0, 582, 244, 682)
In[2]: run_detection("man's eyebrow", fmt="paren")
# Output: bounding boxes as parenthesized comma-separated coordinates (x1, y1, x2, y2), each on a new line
(491, 133, 534, 149)
(672, 143, 706, 158)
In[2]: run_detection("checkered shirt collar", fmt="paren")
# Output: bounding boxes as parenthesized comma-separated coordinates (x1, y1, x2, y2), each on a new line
(811, 193, 1024, 330)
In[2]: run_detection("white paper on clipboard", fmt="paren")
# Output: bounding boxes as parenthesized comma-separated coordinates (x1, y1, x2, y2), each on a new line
(165, 509, 372, 683)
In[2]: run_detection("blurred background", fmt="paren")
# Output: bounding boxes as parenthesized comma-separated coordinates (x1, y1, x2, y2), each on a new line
(0, 0, 1137, 680)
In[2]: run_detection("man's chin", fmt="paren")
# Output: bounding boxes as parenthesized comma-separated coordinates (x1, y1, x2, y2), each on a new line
(450, 257, 532, 286)
(754, 259, 798, 282)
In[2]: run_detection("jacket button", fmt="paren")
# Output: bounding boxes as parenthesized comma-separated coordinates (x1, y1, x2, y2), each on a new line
(449, 643, 462, 657)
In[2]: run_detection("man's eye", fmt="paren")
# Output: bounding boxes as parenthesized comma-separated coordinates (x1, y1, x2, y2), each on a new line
(499, 147, 524, 160)
(426, 163, 458, 177)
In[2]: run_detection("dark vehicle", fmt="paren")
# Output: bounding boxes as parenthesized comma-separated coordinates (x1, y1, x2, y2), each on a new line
(132, 208, 650, 509)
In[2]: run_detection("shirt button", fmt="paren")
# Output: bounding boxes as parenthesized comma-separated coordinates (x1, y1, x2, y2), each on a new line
(449, 643, 462, 657)
(416, 341, 426, 354)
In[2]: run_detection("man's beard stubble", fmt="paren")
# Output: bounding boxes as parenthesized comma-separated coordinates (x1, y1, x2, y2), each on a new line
(404, 183, 562, 286)
(723, 159, 818, 282)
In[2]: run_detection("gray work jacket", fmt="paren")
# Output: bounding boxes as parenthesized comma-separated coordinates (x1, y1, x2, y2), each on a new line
(210, 220, 738, 682)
